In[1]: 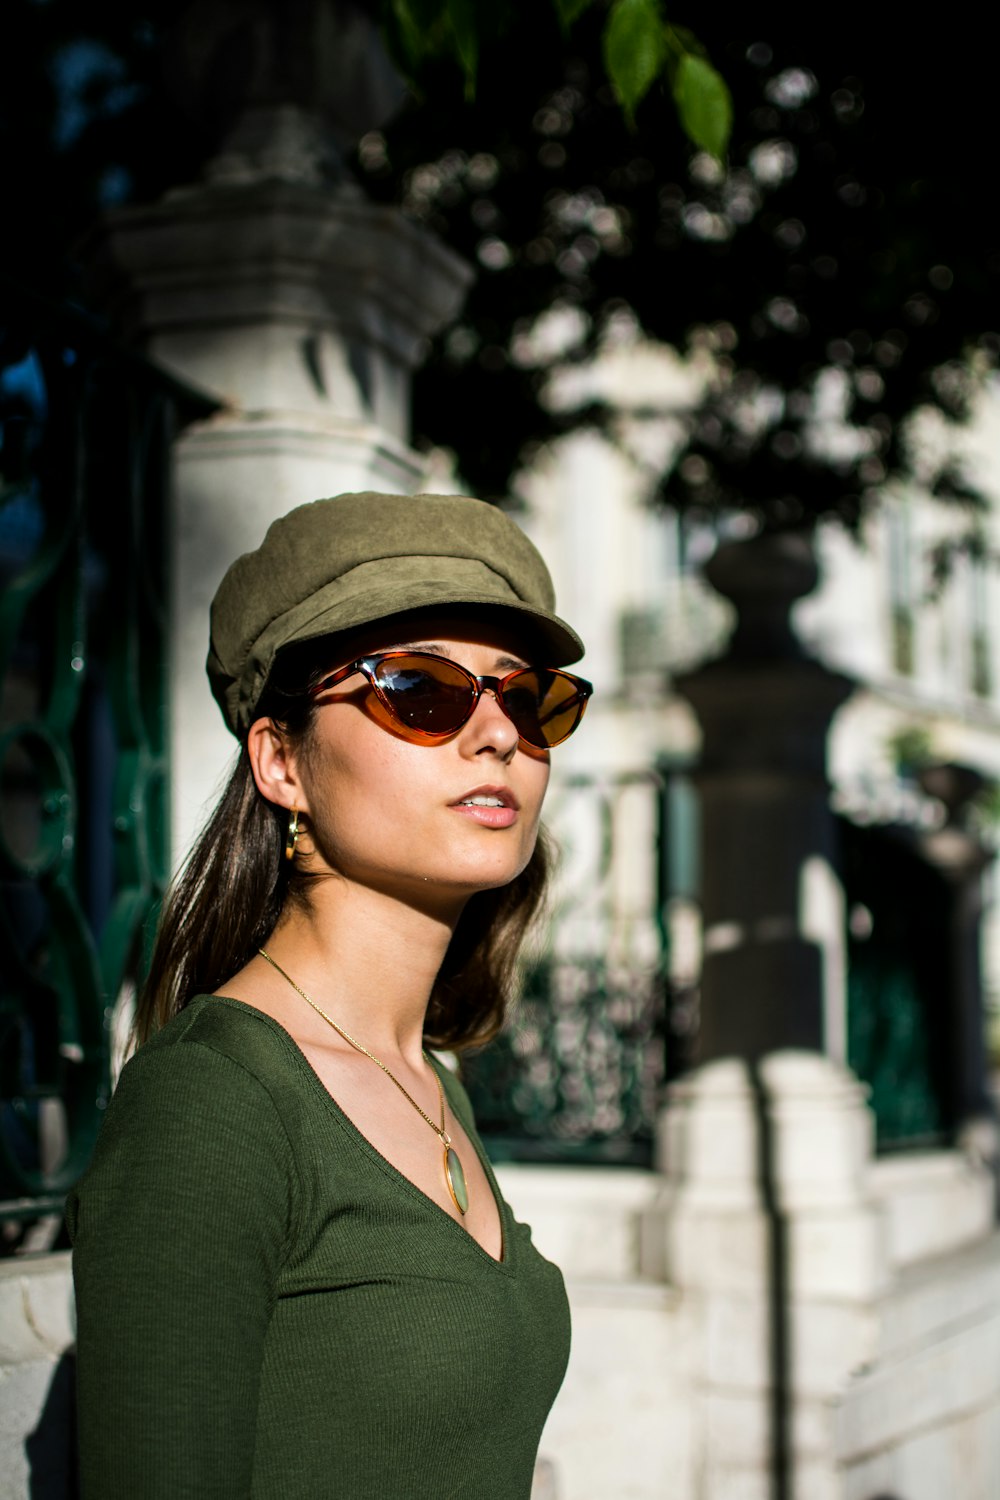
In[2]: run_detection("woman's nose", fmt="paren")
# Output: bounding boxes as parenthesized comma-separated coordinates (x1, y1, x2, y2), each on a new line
(462, 687, 519, 758)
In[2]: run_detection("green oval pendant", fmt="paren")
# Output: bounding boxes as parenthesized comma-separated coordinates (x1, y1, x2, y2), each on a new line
(445, 1146, 469, 1215)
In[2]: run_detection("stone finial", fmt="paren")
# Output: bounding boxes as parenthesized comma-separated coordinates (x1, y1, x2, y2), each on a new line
(163, 0, 406, 185)
(703, 528, 819, 661)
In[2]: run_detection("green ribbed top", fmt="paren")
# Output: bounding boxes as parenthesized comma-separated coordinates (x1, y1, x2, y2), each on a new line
(67, 996, 570, 1499)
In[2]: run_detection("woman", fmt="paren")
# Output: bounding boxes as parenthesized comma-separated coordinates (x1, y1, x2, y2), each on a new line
(67, 491, 593, 1499)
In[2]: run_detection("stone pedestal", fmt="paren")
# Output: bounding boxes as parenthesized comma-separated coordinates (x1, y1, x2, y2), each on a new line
(86, 163, 471, 859)
(644, 1052, 886, 1500)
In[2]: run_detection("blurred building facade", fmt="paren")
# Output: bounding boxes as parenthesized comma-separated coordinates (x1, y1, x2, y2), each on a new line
(498, 356, 1000, 1496)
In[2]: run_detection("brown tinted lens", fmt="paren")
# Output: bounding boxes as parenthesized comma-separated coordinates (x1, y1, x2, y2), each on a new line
(501, 670, 589, 748)
(372, 654, 475, 735)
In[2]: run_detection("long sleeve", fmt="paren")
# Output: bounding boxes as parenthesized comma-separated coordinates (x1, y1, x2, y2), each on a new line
(67, 1034, 294, 1499)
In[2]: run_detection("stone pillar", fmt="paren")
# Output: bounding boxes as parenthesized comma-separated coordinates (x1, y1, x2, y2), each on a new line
(83, 1, 473, 859)
(676, 531, 855, 1061)
(643, 1052, 887, 1500)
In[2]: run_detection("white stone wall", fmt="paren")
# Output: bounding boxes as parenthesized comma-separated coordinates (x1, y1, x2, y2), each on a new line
(498, 1061, 1000, 1500)
(497, 1166, 694, 1500)
(0, 1254, 75, 1500)
(836, 1233, 1000, 1499)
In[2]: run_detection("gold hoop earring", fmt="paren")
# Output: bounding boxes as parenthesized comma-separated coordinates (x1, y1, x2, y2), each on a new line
(285, 806, 301, 861)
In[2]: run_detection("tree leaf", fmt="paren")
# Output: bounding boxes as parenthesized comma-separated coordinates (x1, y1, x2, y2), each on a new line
(386, 0, 432, 73)
(385, 0, 462, 73)
(672, 51, 732, 159)
(446, 0, 480, 96)
(602, 0, 668, 126)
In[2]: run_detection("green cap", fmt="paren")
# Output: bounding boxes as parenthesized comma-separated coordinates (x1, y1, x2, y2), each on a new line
(207, 491, 584, 737)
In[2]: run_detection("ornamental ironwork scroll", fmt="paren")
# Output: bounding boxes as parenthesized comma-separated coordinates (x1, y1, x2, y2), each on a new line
(0, 285, 216, 1236)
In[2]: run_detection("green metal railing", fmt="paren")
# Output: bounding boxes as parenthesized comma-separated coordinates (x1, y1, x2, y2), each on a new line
(463, 768, 697, 1165)
(0, 284, 216, 1238)
(462, 952, 670, 1165)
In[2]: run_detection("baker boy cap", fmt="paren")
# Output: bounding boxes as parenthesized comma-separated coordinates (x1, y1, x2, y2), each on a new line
(207, 491, 585, 737)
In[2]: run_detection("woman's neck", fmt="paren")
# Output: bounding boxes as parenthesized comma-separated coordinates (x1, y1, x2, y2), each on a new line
(262, 876, 462, 1067)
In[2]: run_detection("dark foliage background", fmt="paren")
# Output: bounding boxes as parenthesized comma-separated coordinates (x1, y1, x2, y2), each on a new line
(364, 7, 999, 531)
(3, 2, 997, 532)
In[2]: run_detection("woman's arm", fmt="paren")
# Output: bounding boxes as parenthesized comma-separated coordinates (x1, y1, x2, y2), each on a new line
(67, 1036, 293, 1498)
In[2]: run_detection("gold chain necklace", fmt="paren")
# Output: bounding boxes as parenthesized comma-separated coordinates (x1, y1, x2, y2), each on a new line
(257, 947, 469, 1216)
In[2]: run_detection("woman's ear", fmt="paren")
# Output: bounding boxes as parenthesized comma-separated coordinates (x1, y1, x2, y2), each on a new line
(246, 719, 309, 815)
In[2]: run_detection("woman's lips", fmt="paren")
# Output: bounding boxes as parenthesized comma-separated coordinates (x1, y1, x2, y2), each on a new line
(450, 787, 519, 828)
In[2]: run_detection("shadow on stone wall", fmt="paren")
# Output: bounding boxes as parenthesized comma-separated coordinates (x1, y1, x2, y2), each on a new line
(25, 1352, 77, 1500)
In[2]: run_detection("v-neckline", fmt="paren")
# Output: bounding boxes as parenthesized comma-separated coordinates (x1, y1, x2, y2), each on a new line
(205, 994, 510, 1270)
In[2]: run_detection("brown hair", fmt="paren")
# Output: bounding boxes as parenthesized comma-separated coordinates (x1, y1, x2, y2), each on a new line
(134, 637, 550, 1051)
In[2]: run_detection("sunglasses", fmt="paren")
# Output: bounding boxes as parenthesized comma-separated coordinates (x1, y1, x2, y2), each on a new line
(313, 651, 593, 750)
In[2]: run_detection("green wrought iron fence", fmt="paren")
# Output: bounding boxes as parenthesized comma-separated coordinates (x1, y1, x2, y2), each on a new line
(462, 767, 698, 1165)
(0, 283, 216, 1245)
